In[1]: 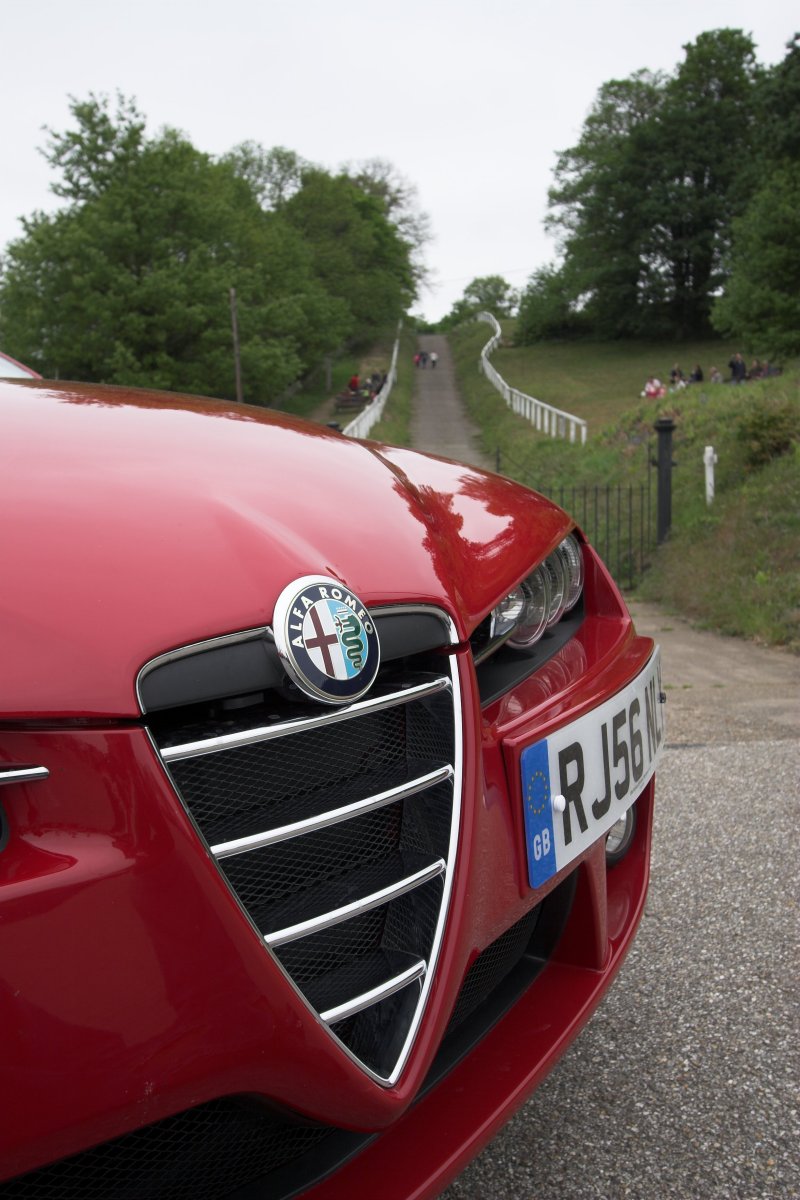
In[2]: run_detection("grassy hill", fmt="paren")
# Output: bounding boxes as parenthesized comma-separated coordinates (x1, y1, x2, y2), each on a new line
(448, 321, 800, 649)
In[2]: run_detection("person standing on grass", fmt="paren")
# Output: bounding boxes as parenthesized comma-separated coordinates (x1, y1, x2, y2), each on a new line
(729, 353, 747, 383)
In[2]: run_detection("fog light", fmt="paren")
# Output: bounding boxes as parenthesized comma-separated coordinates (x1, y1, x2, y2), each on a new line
(606, 805, 637, 866)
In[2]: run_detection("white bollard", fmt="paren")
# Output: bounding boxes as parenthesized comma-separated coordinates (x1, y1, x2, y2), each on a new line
(704, 445, 718, 505)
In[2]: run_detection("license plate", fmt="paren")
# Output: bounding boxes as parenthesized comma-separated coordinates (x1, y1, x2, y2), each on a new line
(521, 648, 665, 888)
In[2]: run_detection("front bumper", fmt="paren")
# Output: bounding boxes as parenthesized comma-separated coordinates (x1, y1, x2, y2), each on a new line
(0, 600, 656, 1198)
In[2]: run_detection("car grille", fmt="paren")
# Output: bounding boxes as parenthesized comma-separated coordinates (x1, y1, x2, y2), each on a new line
(146, 608, 462, 1085)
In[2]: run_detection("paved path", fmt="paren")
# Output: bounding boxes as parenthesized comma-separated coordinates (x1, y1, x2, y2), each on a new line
(409, 334, 494, 471)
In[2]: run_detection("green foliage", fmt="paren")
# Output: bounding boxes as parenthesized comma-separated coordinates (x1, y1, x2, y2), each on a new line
(541, 30, 766, 342)
(282, 170, 415, 345)
(343, 158, 431, 293)
(759, 32, 800, 163)
(638, 446, 800, 648)
(514, 263, 588, 343)
(222, 142, 309, 210)
(736, 394, 799, 469)
(42, 91, 146, 202)
(1, 121, 324, 399)
(0, 94, 418, 404)
(712, 164, 800, 358)
(437, 276, 518, 330)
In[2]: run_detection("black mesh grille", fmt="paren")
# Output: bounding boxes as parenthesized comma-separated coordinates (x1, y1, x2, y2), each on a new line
(166, 683, 454, 846)
(149, 617, 460, 1081)
(220, 804, 404, 920)
(447, 906, 541, 1032)
(0, 1098, 337, 1200)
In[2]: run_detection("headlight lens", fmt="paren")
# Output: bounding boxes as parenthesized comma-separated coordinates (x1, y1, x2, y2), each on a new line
(485, 533, 585, 655)
(557, 533, 584, 612)
(508, 565, 551, 647)
(543, 550, 568, 628)
(489, 585, 526, 639)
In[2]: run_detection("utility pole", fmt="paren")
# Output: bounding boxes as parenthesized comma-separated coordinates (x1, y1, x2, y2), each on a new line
(229, 287, 243, 404)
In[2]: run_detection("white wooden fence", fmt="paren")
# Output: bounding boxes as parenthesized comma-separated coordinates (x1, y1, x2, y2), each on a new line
(342, 324, 402, 440)
(477, 312, 587, 445)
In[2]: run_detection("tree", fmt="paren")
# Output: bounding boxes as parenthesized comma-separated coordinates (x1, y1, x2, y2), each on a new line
(0, 95, 423, 400)
(282, 169, 416, 342)
(222, 142, 310, 210)
(345, 158, 431, 291)
(710, 35, 800, 358)
(42, 91, 146, 202)
(645, 29, 763, 335)
(546, 30, 762, 338)
(711, 164, 800, 359)
(439, 275, 519, 329)
(0, 97, 350, 400)
(758, 32, 800, 165)
(515, 264, 587, 343)
(546, 70, 667, 337)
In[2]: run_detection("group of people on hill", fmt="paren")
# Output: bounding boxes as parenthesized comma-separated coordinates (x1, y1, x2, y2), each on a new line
(641, 354, 781, 399)
(724, 353, 781, 383)
(347, 369, 386, 401)
(413, 350, 438, 368)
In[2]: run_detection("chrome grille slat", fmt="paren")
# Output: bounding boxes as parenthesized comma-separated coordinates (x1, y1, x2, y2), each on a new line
(0, 766, 49, 786)
(210, 765, 454, 858)
(321, 961, 426, 1024)
(265, 858, 446, 948)
(148, 605, 463, 1086)
(160, 675, 452, 763)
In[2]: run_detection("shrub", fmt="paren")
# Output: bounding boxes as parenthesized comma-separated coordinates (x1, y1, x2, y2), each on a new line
(736, 396, 799, 469)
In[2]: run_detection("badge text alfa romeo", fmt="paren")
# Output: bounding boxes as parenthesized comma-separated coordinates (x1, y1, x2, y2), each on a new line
(272, 576, 381, 705)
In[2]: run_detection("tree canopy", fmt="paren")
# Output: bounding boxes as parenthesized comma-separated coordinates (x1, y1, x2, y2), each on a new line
(0, 94, 422, 402)
(516, 28, 799, 354)
(438, 275, 519, 329)
(711, 33, 800, 357)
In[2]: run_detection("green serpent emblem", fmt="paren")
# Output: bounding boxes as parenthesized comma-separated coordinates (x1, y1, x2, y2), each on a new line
(338, 612, 366, 670)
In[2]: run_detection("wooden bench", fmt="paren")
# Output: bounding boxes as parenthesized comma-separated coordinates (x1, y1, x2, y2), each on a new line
(334, 391, 372, 413)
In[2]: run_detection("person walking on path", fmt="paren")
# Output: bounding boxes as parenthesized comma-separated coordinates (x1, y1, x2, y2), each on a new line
(409, 335, 494, 472)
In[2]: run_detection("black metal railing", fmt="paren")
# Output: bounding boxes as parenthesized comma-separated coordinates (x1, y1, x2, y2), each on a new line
(494, 449, 656, 591)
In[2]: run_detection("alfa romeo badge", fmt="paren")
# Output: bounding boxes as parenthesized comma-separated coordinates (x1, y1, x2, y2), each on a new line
(272, 576, 381, 705)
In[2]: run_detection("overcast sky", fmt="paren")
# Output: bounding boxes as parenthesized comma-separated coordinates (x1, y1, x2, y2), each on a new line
(2, 0, 796, 321)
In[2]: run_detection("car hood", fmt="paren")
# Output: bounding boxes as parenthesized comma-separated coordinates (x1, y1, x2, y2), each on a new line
(2, 380, 568, 718)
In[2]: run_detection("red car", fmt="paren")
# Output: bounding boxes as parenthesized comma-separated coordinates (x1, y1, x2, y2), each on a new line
(0, 378, 663, 1199)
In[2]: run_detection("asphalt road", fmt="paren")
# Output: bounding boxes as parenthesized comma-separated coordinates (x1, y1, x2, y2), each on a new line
(408, 343, 800, 1200)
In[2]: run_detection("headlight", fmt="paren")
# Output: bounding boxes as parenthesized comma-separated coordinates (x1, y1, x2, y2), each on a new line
(508, 565, 550, 647)
(489, 585, 526, 639)
(483, 533, 585, 657)
(543, 550, 568, 628)
(557, 534, 584, 612)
